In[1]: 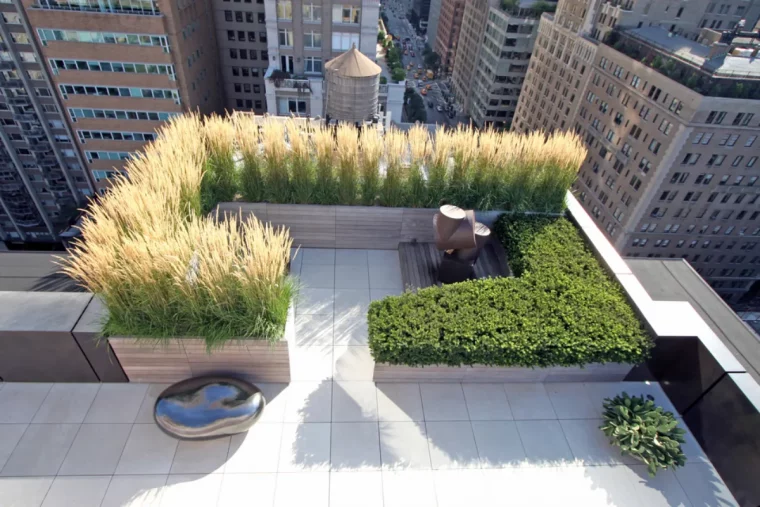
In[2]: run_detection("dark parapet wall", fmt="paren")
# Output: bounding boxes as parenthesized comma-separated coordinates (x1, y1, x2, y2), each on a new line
(0, 291, 125, 382)
(684, 373, 760, 507)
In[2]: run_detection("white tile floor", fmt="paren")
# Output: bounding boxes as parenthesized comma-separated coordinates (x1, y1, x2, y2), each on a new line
(0, 248, 740, 506)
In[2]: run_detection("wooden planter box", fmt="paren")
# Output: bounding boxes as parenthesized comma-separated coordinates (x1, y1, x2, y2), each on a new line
(216, 202, 509, 249)
(104, 303, 294, 384)
(373, 362, 633, 383)
(108, 337, 290, 383)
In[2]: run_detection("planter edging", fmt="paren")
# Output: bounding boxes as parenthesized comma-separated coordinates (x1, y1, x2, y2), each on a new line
(373, 362, 633, 383)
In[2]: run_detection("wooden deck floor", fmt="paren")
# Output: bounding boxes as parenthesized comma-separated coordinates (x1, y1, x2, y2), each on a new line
(399, 241, 510, 290)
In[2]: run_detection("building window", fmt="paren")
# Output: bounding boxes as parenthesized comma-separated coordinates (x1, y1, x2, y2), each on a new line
(705, 111, 726, 124)
(276, 0, 292, 19)
(333, 4, 360, 24)
(332, 32, 360, 51)
(304, 56, 322, 73)
(302, 2, 322, 22)
(278, 28, 293, 47)
(278, 98, 306, 115)
(304, 31, 322, 49)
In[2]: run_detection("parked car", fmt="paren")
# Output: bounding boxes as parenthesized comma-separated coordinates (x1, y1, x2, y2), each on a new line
(436, 105, 444, 112)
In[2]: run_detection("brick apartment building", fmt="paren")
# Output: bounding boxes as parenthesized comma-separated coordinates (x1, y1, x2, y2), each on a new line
(513, 0, 760, 303)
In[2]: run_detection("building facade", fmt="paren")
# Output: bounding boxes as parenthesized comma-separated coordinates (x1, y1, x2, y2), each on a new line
(432, 0, 463, 74)
(1, 0, 93, 243)
(427, 0, 441, 45)
(21, 0, 223, 190)
(513, 0, 760, 303)
(451, 0, 551, 129)
(213, 0, 270, 114)
(263, 0, 379, 118)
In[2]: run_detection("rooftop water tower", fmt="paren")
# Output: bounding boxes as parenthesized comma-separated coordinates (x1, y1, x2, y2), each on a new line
(324, 45, 381, 123)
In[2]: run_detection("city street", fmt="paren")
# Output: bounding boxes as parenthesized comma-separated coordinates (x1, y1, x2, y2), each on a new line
(381, 0, 454, 126)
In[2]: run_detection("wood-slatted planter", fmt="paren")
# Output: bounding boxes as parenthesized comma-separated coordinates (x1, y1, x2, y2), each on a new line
(108, 338, 290, 383)
(91, 301, 294, 384)
(216, 203, 510, 250)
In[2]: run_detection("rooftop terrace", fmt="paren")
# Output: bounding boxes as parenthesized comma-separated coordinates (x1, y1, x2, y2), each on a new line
(606, 28, 760, 99)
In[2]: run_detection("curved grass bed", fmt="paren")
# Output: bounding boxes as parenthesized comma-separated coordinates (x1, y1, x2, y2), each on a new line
(59, 114, 293, 348)
(368, 215, 652, 367)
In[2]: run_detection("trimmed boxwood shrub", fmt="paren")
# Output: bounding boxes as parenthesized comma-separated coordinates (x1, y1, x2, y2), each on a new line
(367, 215, 652, 367)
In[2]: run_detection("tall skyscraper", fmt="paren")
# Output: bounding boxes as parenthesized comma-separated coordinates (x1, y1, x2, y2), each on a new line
(1, 0, 224, 244)
(431, 0, 463, 75)
(514, 0, 760, 303)
(451, 0, 553, 129)
(427, 0, 442, 44)
(1, 0, 384, 246)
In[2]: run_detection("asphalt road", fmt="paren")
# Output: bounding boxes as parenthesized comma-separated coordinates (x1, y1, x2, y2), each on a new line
(381, 0, 453, 126)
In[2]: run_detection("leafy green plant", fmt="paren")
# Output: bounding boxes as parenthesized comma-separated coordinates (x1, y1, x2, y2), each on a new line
(368, 215, 652, 367)
(391, 67, 407, 82)
(601, 392, 686, 476)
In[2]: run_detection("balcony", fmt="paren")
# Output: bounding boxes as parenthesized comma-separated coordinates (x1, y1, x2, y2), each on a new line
(265, 68, 313, 93)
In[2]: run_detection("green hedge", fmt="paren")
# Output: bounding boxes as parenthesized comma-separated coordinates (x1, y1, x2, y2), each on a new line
(367, 215, 652, 367)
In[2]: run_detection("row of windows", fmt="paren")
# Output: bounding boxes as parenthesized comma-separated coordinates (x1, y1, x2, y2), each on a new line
(59, 84, 179, 101)
(227, 30, 263, 43)
(86, 151, 132, 162)
(633, 238, 759, 252)
(92, 170, 121, 182)
(234, 98, 263, 109)
(69, 108, 179, 122)
(230, 66, 262, 78)
(77, 130, 156, 143)
(680, 153, 758, 168)
(275, 2, 359, 23)
(37, 0, 160, 15)
(650, 205, 760, 221)
(223, 10, 265, 23)
(705, 111, 756, 127)
(669, 171, 759, 186)
(49, 59, 175, 79)
(640, 222, 760, 235)
(229, 49, 267, 60)
(691, 132, 757, 147)
(37, 29, 168, 49)
(277, 29, 323, 49)
(233, 83, 261, 94)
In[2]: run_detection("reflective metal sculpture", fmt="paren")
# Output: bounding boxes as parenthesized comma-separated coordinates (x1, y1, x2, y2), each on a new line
(433, 205, 491, 283)
(154, 376, 266, 440)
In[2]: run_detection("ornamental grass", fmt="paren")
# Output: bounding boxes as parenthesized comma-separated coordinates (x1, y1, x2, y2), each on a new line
(173, 114, 586, 212)
(59, 113, 293, 348)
